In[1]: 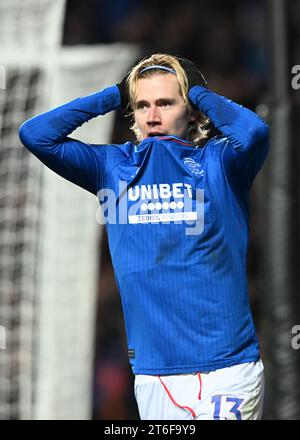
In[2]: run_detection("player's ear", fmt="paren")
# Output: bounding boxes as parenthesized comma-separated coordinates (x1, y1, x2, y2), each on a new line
(188, 109, 197, 123)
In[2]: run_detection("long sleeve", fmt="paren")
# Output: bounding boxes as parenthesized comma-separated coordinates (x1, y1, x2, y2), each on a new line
(189, 85, 269, 189)
(19, 85, 122, 194)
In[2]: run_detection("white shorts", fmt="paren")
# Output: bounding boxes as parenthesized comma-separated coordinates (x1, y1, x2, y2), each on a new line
(134, 359, 265, 420)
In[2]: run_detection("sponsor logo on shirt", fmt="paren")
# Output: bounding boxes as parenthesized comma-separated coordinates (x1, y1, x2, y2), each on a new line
(96, 181, 204, 235)
(127, 182, 197, 224)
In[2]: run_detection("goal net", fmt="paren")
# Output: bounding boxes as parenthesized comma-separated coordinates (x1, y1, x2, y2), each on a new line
(0, 0, 139, 420)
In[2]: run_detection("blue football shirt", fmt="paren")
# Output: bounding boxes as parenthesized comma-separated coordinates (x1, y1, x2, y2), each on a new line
(19, 84, 269, 374)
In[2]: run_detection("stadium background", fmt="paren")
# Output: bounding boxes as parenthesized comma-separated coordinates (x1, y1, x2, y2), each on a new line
(0, 0, 299, 420)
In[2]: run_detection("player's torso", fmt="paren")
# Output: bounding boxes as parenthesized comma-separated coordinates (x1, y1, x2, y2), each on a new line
(103, 136, 249, 272)
(100, 136, 258, 373)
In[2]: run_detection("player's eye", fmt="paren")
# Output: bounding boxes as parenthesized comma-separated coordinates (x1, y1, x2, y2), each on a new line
(136, 102, 148, 110)
(159, 100, 173, 108)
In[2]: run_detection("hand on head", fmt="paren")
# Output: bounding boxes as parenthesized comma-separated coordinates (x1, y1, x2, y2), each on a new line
(178, 58, 208, 90)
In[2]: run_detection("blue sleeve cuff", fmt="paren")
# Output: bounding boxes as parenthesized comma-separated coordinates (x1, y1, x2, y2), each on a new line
(188, 85, 208, 103)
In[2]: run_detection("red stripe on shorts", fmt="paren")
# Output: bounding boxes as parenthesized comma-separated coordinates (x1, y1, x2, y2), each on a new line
(158, 374, 202, 419)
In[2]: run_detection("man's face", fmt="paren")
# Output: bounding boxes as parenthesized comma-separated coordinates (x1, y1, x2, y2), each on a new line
(133, 73, 195, 140)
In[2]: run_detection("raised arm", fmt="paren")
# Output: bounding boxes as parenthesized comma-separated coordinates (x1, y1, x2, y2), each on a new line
(19, 85, 122, 194)
(179, 58, 269, 189)
(189, 84, 269, 188)
(189, 85, 269, 153)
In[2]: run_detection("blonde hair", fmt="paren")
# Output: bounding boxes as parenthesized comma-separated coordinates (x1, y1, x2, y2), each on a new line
(126, 53, 210, 146)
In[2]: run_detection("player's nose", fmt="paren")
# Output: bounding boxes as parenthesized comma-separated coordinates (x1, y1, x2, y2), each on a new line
(147, 106, 161, 124)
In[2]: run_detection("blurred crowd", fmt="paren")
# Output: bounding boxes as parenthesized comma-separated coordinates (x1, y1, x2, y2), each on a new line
(62, 0, 300, 420)
(64, 0, 271, 105)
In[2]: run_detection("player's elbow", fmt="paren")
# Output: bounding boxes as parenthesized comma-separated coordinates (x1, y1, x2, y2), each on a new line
(247, 119, 270, 163)
(256, 120, 269, 157)
(247, 118, 269, 151)
(256, 119, 269, 143)
(19, 119, 41, 151)
(19, 120, 31, 148)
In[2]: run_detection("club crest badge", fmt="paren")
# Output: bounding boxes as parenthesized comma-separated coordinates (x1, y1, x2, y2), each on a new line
(183, 157, 204, 176)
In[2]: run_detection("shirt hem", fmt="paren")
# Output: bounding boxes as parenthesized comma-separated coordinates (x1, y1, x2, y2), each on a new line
(132, 355, 260, 375)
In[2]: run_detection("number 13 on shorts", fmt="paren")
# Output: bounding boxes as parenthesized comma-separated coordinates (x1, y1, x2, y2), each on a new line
(211, 395, 244, 420)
